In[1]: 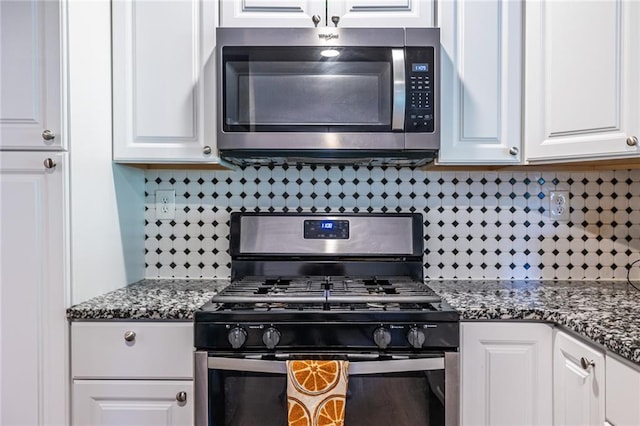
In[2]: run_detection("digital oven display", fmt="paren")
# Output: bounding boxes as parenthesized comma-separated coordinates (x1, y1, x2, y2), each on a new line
(303, 220, 349, 239)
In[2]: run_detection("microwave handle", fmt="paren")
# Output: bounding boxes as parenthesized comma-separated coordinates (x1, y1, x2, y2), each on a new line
(207, 355, 445, 375)
(391, 48, 406, 131)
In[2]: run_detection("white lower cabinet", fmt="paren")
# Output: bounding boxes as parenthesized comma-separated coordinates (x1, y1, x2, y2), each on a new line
(553, 330, 605, 426)
(460, 322, 553, 426)
(71, 322, 194, 426)
(606, 355, 640, 426)
(0, 152, 68, 426)
(73, 380, 193, 426)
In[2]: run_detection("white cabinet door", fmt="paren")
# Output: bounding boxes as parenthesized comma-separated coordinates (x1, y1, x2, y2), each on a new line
(553, 330, 605, 426)
(112, 0, 222, 163)
(73, 380, 193, 426)
(438, 0, 522, 164)
(525, 0, 640, 162)
(606, 355, 640, 426)
(0, 152, 68, 426)
(219, 0, 325, 27)
(220, 0, 433, 28)
(326, 0, 434, 28)
(0, 0, 63, 150)
(461, 322, 552, 426)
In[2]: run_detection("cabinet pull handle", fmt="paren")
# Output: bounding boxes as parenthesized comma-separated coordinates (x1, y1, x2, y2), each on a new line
(311, 14, 321, 27)
(42, 130, 56, 140)
(580, 357, 595, 370)
(43, 158, 56, 169)
(176, 391, 187, 403)
(627, 136, 638, 147)
(124, 330, 136, 342)
(509, 146, 519, 156)
(203, 145, 212, 155)
(331, 15, 340, 27)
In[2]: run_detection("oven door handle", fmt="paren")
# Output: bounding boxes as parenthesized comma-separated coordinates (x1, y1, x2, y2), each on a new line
(207, 355, 445, 375)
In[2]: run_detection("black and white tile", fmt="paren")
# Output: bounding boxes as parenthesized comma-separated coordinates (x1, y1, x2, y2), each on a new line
(144, 167, 640, 280)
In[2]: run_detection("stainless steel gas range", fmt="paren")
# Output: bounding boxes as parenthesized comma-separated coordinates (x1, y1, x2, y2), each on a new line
(194, 213, 460, 426)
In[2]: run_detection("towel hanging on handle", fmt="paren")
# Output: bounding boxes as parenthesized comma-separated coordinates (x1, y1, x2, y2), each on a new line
(287, 360, 350, 426)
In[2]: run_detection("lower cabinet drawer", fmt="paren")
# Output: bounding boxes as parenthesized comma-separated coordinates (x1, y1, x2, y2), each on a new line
(71, 322, 193, 379)
(73, 380, 193, 426)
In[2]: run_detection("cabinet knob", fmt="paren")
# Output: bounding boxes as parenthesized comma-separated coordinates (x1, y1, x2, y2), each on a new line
(331, 15, 340, 27)
(627, 136, 638, 147)
(176, 391, 187, 403)
(580, 357, 595, 370)
(124, 330, 136, 342)
(509, 146, 519, 156)
(203, 145, 212, 155)
(42, 130, 56, 141)
(311, 14, 321, 27)
(43, 158, 56, 169)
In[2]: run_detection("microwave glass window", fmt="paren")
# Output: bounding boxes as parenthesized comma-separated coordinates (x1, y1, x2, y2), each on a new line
(223, 47, 393, 132)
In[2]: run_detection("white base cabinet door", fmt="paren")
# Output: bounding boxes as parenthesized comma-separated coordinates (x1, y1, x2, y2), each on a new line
(553, 330, 605, 426)
(73, 380, 193, 426)
(0, 0, 63, 150)
(525, 0, 640, 162)
(219, 0, 434, 28)
(0, 152, 68, 426)
(460, 322, 552, 426)
(438, 0, 522, 164)
(606, 355, 640, 426)
(112, 0, 222, 163)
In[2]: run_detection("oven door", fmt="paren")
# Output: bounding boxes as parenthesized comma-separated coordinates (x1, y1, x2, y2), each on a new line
(194, 351, 459, 426)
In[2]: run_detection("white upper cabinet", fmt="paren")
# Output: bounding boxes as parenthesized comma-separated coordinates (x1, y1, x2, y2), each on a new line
(112, 0, 222, 163)
(0, 0, 63, 150)
(525, 0, 640, 162)
(219, 0, 434, 28)
(438, 0, 522, 164)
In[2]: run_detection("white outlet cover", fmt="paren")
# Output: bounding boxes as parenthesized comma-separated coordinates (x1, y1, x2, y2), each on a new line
(549, 190, 570, 222)
(156, 189, 175, 220)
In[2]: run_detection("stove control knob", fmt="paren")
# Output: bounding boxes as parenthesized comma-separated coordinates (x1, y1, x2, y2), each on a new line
(262, 327, 281, 350)
(407, 327, 426, 349)
(228, 327, 247, 349)
(373, 327, 392, 349)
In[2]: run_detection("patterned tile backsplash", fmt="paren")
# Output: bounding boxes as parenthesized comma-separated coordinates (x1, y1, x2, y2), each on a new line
(144, 167, 640, 281)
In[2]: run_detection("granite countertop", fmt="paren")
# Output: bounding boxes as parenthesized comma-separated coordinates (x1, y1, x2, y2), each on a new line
(67, 278, 640, 364)
(66, 279, 228, 320)
(428, 280, 640, 364)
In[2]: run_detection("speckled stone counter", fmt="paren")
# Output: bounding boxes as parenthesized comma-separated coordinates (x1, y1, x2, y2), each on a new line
(66, 279, 229, 320)
(67, 278, 640, 365)
(428, 280, 640, 364)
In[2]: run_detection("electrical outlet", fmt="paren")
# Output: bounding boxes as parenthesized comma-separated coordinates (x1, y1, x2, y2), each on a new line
(549, 190, 570, 222)
(156, 190, 175, 220)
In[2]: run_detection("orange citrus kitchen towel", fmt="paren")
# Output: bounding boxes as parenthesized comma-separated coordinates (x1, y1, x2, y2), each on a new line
(287, 360, 350, 426)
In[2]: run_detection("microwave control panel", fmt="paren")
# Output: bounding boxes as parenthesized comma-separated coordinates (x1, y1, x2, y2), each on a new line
(405, 47, 435, 133)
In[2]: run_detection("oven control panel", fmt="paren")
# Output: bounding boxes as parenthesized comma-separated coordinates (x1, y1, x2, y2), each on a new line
(196, 322, 460, 351)
(303, 219, 349, 240)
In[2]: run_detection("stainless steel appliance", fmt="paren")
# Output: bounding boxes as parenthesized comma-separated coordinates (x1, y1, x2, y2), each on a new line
(194, 213, 460, 426)
(216, 28, 440, 166)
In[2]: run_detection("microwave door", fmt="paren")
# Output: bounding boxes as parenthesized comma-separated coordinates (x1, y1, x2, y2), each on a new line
(220, 46, 398, 142)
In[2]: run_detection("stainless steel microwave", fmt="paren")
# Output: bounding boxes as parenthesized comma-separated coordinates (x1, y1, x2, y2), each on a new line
(216, 27, 440, 166)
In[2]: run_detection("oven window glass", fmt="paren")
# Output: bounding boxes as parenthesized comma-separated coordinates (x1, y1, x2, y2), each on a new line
(222, 47, 393, 132)
(208, 369, 444, 426)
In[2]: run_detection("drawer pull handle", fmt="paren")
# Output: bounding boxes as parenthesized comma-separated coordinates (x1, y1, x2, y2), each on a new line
(176, 391, 187, 403)
(580, 357, 595, 370)
(124, 331, 136, 342)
